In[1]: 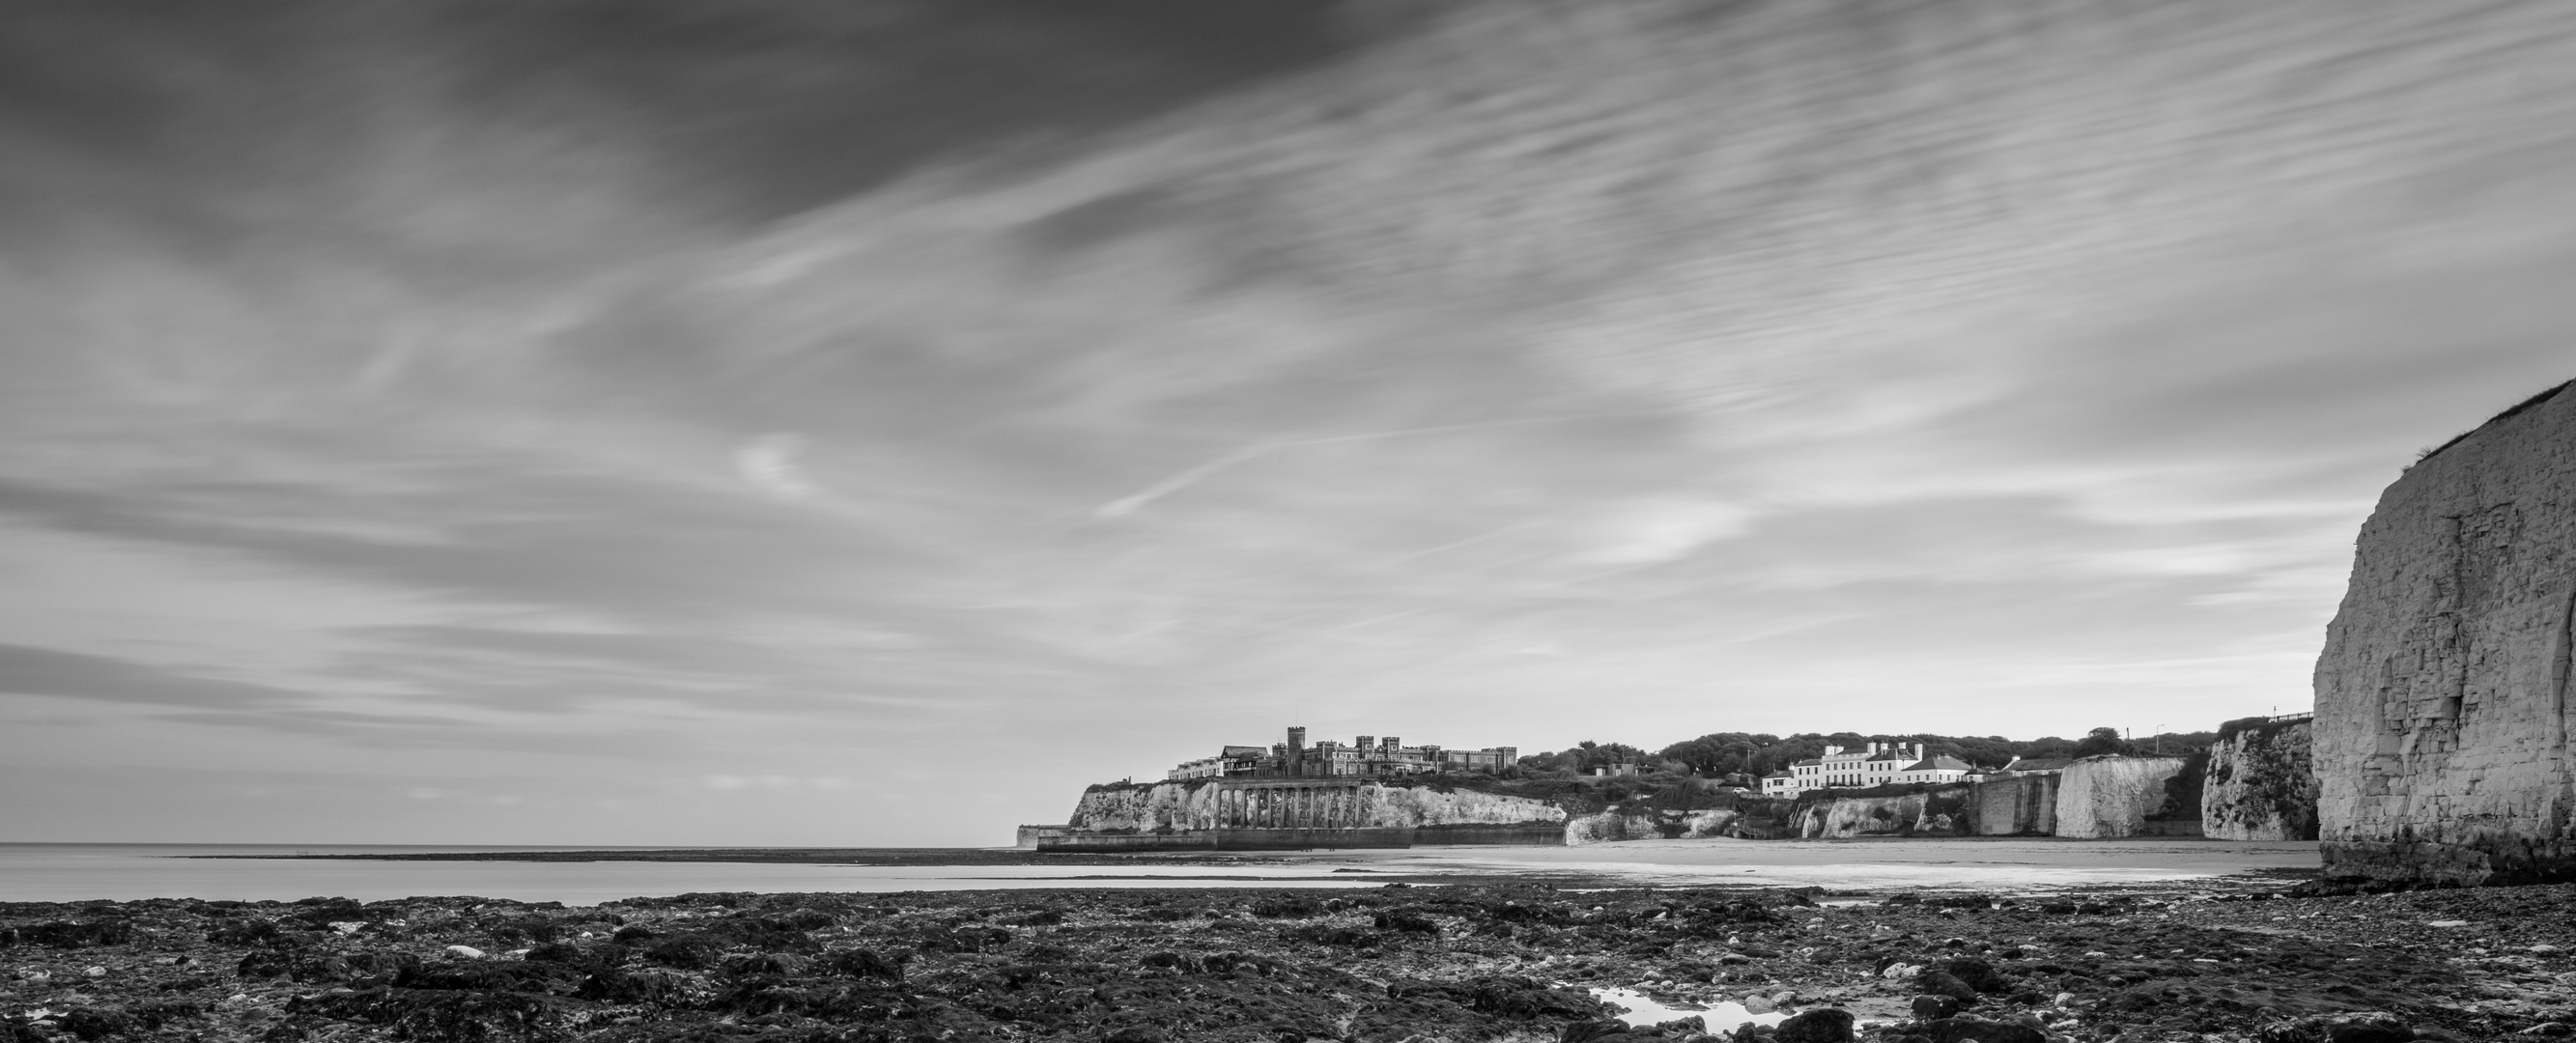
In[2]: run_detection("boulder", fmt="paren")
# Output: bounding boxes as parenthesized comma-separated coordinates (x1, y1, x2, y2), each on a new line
(1912, 970, 1979, 1004)
(1772, 1008, 1854, 1043)
(1921, 1016, 2047, 1043)
(1559, 1020, 1630, 1042)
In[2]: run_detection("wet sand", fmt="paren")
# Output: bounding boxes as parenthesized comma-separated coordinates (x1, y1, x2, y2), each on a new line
(1284, 837, 2324, 891)
(6, 838, 2320, 906)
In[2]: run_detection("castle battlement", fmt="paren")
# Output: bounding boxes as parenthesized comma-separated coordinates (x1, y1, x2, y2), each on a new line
(1167, 726, 1517, 781)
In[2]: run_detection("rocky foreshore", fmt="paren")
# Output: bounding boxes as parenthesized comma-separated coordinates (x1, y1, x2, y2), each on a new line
(6, 877, 2575, 1043)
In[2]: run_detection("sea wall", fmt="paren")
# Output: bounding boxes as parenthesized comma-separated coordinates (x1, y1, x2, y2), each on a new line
(2054, 756, 2194, 838)
(1968, 775, 2057, 835)
(2202, 719, 2320, 841)
(2314, 381, 2576, 883)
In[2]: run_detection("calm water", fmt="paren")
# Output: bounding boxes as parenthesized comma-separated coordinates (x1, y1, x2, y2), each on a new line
(1312, 836, 2321, 891)
(0, 838, 2320, 906)
(1594, 987, 1786, 1031)
(0, 845, 1385, 905)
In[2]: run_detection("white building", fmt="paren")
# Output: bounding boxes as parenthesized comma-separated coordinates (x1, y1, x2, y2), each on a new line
(1773, 742, 1963, 796)
(1893, 753, 1973, 785)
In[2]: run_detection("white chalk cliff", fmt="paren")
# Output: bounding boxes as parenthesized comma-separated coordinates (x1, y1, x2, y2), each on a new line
(2315, 382, 2576, 882)
(2202, 719, 2318, 841)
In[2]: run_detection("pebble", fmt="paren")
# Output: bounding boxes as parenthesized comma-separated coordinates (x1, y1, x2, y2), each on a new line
(443, 944, 486, 959)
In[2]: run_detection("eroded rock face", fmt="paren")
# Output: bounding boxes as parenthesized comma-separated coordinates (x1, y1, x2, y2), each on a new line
(2316, 381, 2576, 882)
(1064, 781, 1564, 833)
(1970, 775, 2057, 835)
(2053, 756, 2193, 838)
(1562, 808, 1740, 844)
(2202, 719, 2318, 841)
(1791, 790, 1971, 838)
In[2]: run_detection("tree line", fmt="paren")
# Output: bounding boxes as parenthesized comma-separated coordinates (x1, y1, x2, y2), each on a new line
(1514, 726, 2219, 780)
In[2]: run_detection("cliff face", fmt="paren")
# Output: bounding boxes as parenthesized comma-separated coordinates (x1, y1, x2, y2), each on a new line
(2202, 719, 2320, 841)
(2054, 756, 2194, 838)
(2315, 382, 2576, 883)
(1790, 789, 1971, 838)
(1564, 808, 1741, 845)
(1066, 780, 1227, 832)
(1063, 780, 1563, 834)
(1359, 784, 1570, 830)
(1969, 775, 2058, 835)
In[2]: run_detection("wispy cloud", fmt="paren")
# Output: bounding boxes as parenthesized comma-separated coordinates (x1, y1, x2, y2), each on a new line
(0, 643, 308, 711)
(3, 0, 2574, 844)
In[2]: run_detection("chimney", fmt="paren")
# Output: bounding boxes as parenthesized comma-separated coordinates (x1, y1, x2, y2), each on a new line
(1915, 743, 1925, 759)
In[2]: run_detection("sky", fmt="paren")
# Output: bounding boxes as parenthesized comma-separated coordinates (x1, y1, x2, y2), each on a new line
(4, 0, 2575, 846)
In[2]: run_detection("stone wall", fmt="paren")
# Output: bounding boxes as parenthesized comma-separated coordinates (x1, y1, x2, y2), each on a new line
(2054, 756, 2192, 838)
(2314, 381, 2576, 883)
(2202, 719, 2319, 841)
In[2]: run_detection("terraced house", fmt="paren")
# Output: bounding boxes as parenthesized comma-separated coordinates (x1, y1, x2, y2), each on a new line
(1768, 742, 1974, 797)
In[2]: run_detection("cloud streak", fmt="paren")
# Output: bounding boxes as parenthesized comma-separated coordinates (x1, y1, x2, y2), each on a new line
(3, 0, 2575, 844)
(0, 643, 308, 711)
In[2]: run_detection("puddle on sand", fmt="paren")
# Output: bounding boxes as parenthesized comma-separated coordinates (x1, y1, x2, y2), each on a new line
(1590, 987, 1787, 1031)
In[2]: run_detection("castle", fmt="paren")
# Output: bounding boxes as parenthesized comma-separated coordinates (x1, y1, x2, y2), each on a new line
(1167, 726, 1517, 780)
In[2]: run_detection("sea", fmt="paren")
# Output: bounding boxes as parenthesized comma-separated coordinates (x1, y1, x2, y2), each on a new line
(0, 838, 2321, 906)
(0, 845, 1392, 905)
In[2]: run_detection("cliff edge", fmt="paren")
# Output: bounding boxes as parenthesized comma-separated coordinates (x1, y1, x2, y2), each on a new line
(2202, 717, 2318, 841)
(2315, 381, 2576, 882)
